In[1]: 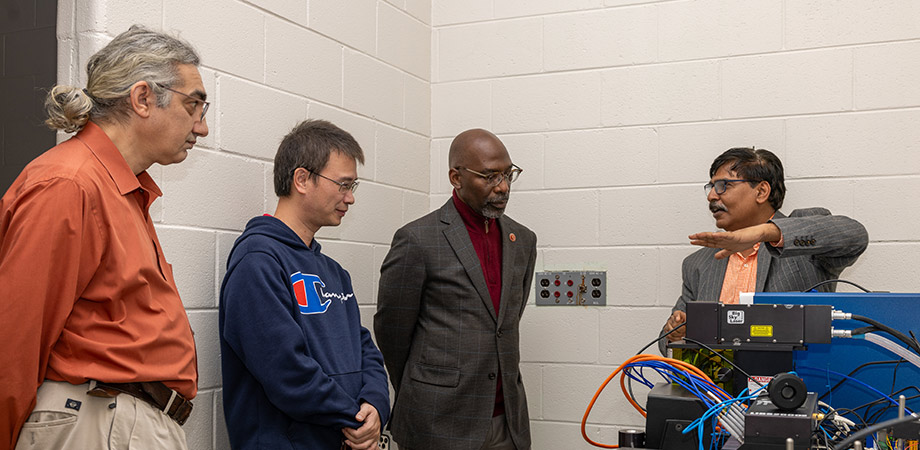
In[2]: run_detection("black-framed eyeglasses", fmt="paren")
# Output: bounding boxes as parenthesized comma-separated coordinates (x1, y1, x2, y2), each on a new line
(303, 168, 359, 194)
(455, 164, 522, 187)
(704, 179, 758, 195)
(161, 86, 210, 121)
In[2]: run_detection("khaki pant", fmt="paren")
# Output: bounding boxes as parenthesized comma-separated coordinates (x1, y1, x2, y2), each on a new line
(15, 381, 189, 450)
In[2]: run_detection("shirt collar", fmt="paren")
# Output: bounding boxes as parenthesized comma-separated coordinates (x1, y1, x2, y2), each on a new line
(76, 121, 162, 199)
(452, 190, 495, 234)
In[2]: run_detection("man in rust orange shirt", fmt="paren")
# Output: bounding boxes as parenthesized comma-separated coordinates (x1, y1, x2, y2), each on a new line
(0, 26, 208, 450)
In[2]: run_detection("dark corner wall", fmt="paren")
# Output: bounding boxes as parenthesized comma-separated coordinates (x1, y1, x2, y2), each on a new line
(1, 0, 57, 194)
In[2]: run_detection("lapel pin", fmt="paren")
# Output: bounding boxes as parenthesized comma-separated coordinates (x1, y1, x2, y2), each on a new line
(509, 233, 516, 242)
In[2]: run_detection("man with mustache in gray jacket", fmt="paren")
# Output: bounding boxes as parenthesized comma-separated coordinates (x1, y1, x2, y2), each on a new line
(660, 147, 868, 355)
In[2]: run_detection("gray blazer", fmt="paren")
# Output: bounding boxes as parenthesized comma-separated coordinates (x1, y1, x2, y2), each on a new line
(375, 199, 537, 450)
(659, 208, 869, 354)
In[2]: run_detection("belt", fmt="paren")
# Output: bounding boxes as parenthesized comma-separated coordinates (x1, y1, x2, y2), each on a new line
(87, 381, 193, 425)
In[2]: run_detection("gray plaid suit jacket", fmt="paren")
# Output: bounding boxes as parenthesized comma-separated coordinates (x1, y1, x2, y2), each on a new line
(659, 208, 869, 354)
(375, 199, 537, 450)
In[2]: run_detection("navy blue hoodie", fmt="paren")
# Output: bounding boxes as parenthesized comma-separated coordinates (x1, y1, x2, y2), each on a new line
(219, 215, 390, 449)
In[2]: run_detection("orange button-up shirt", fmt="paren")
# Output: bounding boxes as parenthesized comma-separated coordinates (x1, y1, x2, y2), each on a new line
(718, 233, 785, 304)
(0, 122, 197, 449)
(718, 243, 761, 304)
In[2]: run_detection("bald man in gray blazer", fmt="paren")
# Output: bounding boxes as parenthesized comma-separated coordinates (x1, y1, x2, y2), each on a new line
(375, 129, 537, 450)
(660, 147, 868, 354)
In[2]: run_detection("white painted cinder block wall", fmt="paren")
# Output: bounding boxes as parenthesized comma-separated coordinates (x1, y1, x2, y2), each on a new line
(56, 0, 920, 449)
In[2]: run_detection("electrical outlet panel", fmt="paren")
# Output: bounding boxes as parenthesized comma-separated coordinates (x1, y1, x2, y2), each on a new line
(535, 271, 607, 306)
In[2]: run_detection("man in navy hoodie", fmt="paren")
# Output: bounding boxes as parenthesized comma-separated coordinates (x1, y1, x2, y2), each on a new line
(219, 120, 389, 449)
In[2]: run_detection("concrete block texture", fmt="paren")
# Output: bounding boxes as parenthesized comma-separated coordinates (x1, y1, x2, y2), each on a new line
(520, 363, 544, 420)
(658, 0, 782, 61)
(103, 1, 160, 34)
(659, 245, 698, 308)
(378, 2, 431, 80)
(599, 184, 714, 246)
(336, 182, 406, 245)
(188, 311, 222, 390)
(494, 71, 603, 133)
(785, 110, 920, 178)
(543, 7, 657, 72)
(721, 49, 853, 118)
(783, 178, 856, 218)
(437, 17, 542, 82)
(404, 75, 431, 136)
(432, 0, 492, 26)
(155, 226, 217, 310)
(183, 390, 214, 450)
(541, 364, 646, 426)
(344, 50, 406, 128)
(404, 0, 432, 25)
(309, 0, 377, 55)
(657, 120, 785, 184)
(532, 421, 623, 450)
(544, 128, 658, 189)
(219, 76, 309, 160)
(160, 150, 267, 231)
(520, 307, 599, 363)
(543, 247, 660, 307)
(247, 0, 308, 26)
(431, 80, 491, 138)
(265, 17, 343, 106)
(601, 60, 720, 127)
(846, 243, 920, 293)
(854, 176, 920, 242)
(785, 0, 920, 49)
(508, 190, 599, 247)
(855, 41, 920, 110)
(375, 124, 429, 191)
(499, 133, 544, 192)
(318, 240, 377, 305)
(308, 103, 379, 182)
(163, 0, 265, 82)
(494, 0, 603, 20)
(598, 307, 673, 364)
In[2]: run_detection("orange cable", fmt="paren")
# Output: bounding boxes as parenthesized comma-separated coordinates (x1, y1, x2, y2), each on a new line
(581, 354, 724, 448)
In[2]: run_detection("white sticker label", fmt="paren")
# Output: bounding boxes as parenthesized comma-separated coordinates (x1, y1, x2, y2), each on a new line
(727, 310, 745, 324)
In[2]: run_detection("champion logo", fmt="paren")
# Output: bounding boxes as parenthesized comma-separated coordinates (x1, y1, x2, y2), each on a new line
(290, 272, 354, 315)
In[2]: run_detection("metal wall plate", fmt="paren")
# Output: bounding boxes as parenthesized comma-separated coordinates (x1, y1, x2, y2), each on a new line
(535, 271, 606, 306)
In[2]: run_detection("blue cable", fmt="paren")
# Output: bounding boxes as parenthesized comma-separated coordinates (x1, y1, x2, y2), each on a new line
(797, 365, 915, 415)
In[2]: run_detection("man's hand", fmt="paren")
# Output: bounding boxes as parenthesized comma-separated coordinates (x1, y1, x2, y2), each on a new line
(342, 402, 381, 450)
(664, 310, 686, 342)
(689, 223, 782, 259)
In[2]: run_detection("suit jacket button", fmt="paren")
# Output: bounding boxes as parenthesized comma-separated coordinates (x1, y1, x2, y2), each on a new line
(488, 373, 496, 380)
(496, 330, 503, 338)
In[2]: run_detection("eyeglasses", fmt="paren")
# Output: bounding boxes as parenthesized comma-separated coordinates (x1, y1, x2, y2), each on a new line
(704, 179, 758, 195)
(455, 164, 523, 187)
(161, 86, 210, 121)
(304, 168, 359, 194)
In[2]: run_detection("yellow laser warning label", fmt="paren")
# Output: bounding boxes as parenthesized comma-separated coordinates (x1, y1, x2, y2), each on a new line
(750, 325, 773, 337)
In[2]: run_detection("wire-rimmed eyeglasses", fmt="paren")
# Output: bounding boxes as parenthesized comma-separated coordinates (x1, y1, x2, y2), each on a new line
(455, 164, 523, 187)
(704, 179, 757, 196)
(161, 86, 210, 121)
(304, 168, 359, 194)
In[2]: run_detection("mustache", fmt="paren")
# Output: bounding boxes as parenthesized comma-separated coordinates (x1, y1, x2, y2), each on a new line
(488, 193, 509, 205)
(709, 201, 726, 213)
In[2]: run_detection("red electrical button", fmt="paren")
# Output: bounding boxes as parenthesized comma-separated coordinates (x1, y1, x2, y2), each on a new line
(567, 291, 573, 297)
(554, 291, 561, 297)
(566, 280, 574, 286)
(554, 280, 561, 286)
